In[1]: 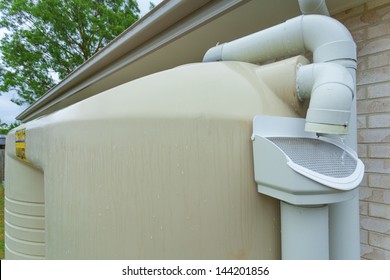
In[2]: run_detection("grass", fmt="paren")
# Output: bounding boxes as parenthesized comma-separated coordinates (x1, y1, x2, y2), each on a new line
(0, 183, 4, 259)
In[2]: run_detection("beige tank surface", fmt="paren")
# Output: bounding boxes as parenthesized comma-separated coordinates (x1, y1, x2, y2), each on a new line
(5, 56, 308, 259)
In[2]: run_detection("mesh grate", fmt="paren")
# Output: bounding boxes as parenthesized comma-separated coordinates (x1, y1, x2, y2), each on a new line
(267, 137, 357, 178)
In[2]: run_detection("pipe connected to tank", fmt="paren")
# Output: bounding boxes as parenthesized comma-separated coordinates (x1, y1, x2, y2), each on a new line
(203, 14, 356, 135)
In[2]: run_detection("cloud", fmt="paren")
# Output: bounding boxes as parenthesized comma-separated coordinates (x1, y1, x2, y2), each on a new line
(0, 92, 28, 124)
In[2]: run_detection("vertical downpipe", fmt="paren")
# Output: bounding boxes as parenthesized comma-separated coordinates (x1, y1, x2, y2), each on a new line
(299, 0, 361, 260)
(281, 202, 329, 259)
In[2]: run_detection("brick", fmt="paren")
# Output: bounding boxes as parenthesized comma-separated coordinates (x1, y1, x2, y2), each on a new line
(346, 0, 390, 260)
(361, 158, 390, 174)
(358, 36, 390, 57)
(360, 243, 371, 259)
(343, 14, 371, 30)
(357, 55, 367, 71)
(357, 97, 390, 114)
(368, 22, 390, 39)
(334, 5, 365, 22)
(361, 200, 369, 215)
(361, 228, 369, 244)
(367, 51, 390, 68)
(369, 202, 390, 219)
(369, 231, 390, 250)
(358, 128, 390, 143)
(360, 215, 390, 234)
(361, 243, 390, 259)
(357, 65, 390, 85)
(366, 82, 390, 98)
(357, 115, 368, 129)
(368, 173, 390, 188)
(358, 143, 368, 157)
(360, 174, 369, 187)
(356, 86, 367, 100)
(364, 2, 390, 20)
(352, 28, 367, 43)
(366, 1, 390, 17)
(368, 114, 390, 128)
(368, 143, 390, 157)
(365, 0, 389, 10)
(360, 186, 371, 201)
(359, 187, 390, 203)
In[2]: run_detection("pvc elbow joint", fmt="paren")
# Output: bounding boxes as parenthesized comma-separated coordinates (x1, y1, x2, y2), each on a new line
(296, 63, 354, 134)
(203, 44, 224, 62)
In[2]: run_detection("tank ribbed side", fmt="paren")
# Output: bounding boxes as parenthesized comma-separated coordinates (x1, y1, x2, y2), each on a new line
(5, 196, 45, 259)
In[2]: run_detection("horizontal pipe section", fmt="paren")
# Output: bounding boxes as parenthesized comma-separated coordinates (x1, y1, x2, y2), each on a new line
(203, 15, 356, 66)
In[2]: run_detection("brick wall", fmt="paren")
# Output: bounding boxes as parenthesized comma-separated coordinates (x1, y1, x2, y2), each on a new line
(334, 0, 390, 260)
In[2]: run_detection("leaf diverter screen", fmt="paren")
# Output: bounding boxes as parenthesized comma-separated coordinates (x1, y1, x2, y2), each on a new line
(267, 137, 357, 179)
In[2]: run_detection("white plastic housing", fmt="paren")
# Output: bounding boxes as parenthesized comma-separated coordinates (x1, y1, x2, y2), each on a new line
(252, 116, 364, 205)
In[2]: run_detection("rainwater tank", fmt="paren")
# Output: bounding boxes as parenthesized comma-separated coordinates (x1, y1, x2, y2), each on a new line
(5, 57, 307, 259)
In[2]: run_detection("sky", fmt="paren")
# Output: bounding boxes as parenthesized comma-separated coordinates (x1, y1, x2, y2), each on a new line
(0, 0, 163, 125)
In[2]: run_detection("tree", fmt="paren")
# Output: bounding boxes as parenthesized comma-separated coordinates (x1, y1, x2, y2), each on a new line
(0, 0, 140, 105)
(149, 1, 155, 10)
(0, 119, 20, 134)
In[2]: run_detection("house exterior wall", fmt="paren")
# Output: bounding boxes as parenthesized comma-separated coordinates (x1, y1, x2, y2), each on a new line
(334, 0, 390, 260)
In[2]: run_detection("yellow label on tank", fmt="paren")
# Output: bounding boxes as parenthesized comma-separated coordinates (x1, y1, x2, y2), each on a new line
(15, 128, 27, 162)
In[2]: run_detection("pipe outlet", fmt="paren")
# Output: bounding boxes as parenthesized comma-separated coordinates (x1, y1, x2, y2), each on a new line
(296, 63, 354, 134)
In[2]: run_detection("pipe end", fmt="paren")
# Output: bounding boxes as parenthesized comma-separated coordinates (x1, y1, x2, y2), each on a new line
(203, 44, 224, 62)
(305, 122, 348, 135)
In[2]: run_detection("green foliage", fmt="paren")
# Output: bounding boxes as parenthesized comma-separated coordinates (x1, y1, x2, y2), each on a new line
(0, 0, 140, 105)
(0, 120, 21, 134)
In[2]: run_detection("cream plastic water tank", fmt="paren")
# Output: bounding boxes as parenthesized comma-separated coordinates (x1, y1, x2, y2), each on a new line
(5, 57, 307, 259)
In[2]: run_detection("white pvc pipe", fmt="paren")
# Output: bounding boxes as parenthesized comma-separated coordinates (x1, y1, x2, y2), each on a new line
(203, 15, 356, 65)
(329, 189, 360, 259)
(203, 4, 361, 260)
(298, 0, 330, 16)
(281, 202, 329, 259)
(329, 67, 360, 260)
